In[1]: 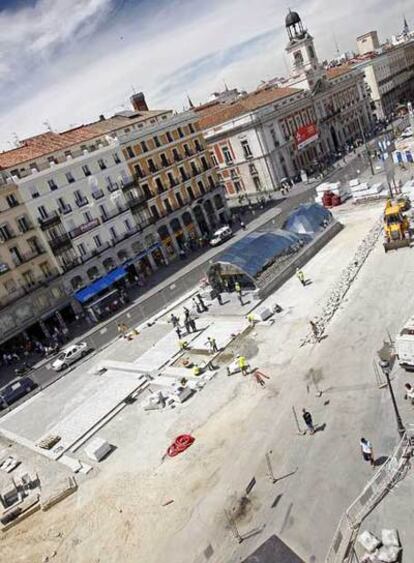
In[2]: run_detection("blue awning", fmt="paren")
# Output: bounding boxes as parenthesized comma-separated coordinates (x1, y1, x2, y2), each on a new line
(74, 267, 127, 303)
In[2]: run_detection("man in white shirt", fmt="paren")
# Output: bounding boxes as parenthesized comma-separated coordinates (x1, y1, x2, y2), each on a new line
(360, 437, 375, 467)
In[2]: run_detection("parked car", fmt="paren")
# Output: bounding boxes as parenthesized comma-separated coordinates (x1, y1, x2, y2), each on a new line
(0, 377, 37, 409)
(51, 341, 90, 371)
(209, 226, 233, 247)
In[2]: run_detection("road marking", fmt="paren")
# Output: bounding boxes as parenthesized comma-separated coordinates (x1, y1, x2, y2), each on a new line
(100, 328, 107, 335)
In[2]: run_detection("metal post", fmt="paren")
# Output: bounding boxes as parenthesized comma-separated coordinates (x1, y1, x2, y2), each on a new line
(379, 361, 405, 438)
(224, 509, 243, 543)
(265, 452, 277, 484)
(292, 406, 305, 435)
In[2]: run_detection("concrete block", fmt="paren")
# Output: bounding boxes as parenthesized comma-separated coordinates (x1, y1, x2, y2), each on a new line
(1, 483, 18, 507)
(256, 307, 273, 321)
(84, 438, 112, 462)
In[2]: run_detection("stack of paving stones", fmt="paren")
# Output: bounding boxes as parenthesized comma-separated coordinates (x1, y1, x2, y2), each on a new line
(306, 216, 383, 344)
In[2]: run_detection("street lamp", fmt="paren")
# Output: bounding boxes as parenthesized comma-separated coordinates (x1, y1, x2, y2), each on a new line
(379, 360, 406, 438)
(357, 115, 375, 176)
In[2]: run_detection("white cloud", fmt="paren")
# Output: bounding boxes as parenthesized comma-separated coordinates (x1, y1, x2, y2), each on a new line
(0, 0, 412, 150)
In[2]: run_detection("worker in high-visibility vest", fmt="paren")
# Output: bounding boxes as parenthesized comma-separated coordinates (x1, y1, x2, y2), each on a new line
(179, 340, 189, 350)
(247, 313, 255, 327)
(193, 364, 201, 376)
(237, 354, 248, 376)
(296, 268, 306, 286)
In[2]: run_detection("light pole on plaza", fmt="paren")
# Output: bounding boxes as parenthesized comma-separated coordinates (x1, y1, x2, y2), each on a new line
(379, 360, 406, 439)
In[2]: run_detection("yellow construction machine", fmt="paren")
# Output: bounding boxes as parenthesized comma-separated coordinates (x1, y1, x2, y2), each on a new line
(383, 199, 412, 252)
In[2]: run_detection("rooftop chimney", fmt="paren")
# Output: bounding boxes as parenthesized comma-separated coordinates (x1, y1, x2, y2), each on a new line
(130, 92, 148, 112)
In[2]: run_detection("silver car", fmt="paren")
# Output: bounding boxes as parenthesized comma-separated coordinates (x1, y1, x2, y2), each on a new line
(51, 342, 89, 371)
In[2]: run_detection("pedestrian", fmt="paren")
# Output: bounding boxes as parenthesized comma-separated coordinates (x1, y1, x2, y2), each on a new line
(296, 268, 306, 286)
(197, 294, 208, 312)
(189, 317, 197, 332)
(184, 318, 191, 334)
(235, 281, 243, 305)
(360, 438, 375, 467)
(254, 370, 269, 387)
(302, 409, 315, 435)
(193, 364, 201, 376)
(215, 291, 223, 306)
(207, 336, 218, 354)
(175, 326, 182, 339)
(179, 339, 189, 350)
(404, 382, 414, 404)
(192, 297, 202, 314)
(117, 322, 128, 338)
(170, 313, 179, 328)
(237, 354, 248, 376)
(240, 220, 246, 230)
(310, 320, 321, 343)
(247, 313, 255, 327)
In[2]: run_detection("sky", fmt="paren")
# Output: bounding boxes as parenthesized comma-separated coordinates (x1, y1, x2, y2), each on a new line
(0, 0, 412, 150)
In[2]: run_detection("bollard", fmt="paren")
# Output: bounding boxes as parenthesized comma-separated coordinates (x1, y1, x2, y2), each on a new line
(292, 406, 306, 435)
(265, 452, 277, 484)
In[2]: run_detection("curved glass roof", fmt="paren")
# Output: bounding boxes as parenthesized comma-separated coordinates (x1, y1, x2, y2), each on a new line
(212, 229, 303, 279)
(283, 203, 332, 236)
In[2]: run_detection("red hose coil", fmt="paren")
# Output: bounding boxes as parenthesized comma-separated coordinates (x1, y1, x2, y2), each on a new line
(167, 434, 195, 457)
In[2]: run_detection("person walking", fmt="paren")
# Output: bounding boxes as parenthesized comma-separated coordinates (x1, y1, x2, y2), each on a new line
(254, 370, 269, 387)
(360, 438, 375, 467)
(309, 320, 321, 343)
(170, 314, 179, 328)
(215, 290, 223, 306)
(247, 313, 255, 327)
(175, 326, 182, 339)
(207, 337, 218, 354)
(192, 297, 202, 314)
(235, 281, 243, 305)
(404, 382, 414, 404)
(302, 409, 315, 435)
(296, 268, 306, 286)
(189, 317, 197, 332)
(237, 354, 248, 376)
(197, 294, 208, 312)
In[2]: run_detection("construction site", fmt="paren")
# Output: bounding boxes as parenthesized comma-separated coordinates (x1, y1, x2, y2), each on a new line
(2, 162, 414, 562)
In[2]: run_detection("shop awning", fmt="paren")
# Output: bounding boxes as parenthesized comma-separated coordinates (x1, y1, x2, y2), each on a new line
(74, 267, 127, 304)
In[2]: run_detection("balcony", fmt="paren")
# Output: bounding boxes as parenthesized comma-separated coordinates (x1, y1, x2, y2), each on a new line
(12, 247, 46, 266)
(126, 193, 149, 212)
(92, 189, 105, 200)
(148, 165, 158, 174)
(48, 233, 73, 253)
(184, 149, 194, 157)
(191, 167, 201, 177)
(0, 268, 61, 308)
(107, 182, 120, 193)
(169, 178, 179, 188)
(0, 230, 17, 242)
(173, 154, 183, 162)
(58, 204, 72, 215)
(75, 197, 89, 208)
(161, 159, 171, 168)
(69, 218, 100, 239)
(100, 205, 129, 222)
(37, 210, 61, 230)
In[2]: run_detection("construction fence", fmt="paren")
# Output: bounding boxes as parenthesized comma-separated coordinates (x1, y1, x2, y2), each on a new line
(325, 429, 414, 563)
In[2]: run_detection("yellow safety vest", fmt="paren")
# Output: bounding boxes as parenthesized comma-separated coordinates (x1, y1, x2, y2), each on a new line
(193, 365, 201, 376)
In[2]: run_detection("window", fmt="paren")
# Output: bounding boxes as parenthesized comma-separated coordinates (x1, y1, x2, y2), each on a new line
(189, 123, 195, 134)
(179, 166, 187, 181)
(113, 153, 121, 164)
(10, 169, 20, 179)
(40, 262, 52, 278)
(249, 163, 258, 176)
(0, 224, 13, 241)
(253, 176, 262, 191)
(177, 127, 184, 138)
(164, 199, 173, 213)
(124, 218, 131, 231)
(241, 140, 253, 159)
(29, 163, 39, 172)
(9, 246, 22, 264)
(30, 186, 40, 199)
(17, 216, 30, 233)
(134, 164, 144, 178)
(201, 156, 209, 170)
(194, 139, 203, 152)
(166, 131, 173, 143)
(83, 211, 93, 223)
(155, 178, 165, 193)
(210, 152, 218, 166)
(37, 205, 48, 219)
(99, 204, 107, 219)
(48, 156, 57, 165)
(65, 172, 75, 184)
(153, 135, 161, 148)
(270, 128, 279, 148)
(22, 270, 35, 286)
(150, 205, 160, 220)
(64, 150, 72, 159)
(222, 146, 233, 164)
(167, 172, 175, 186)
(48, 179, 58, 191)
(234, 181, 242, 193)
(142, 183, 151, 198)
(77, 243, 87, 256)
(82, 165, 91, 177)
(109, 226, 117, 240)
(184, 143, 192, 157)
(98, 159, 107, 170)
(160, 153, 169, 167)
(197, 181, 206, 195)
(126, 146, 135, 159)
(176, 192, 184, 207)
(6, 194, 19, 208)
(93, 235, 102, 248)
(140, 141, 148, 153)
(148, 158, 157, 173)
(187, 186, 195, 200)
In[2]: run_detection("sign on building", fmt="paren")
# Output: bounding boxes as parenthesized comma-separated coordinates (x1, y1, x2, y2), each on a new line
(295, 123, 319, 150)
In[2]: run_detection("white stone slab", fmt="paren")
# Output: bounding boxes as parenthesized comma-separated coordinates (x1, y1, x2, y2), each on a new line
(84, 438, 111, 462)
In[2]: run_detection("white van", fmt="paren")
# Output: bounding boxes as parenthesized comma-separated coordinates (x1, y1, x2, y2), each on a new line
(210, 226, 233, 247)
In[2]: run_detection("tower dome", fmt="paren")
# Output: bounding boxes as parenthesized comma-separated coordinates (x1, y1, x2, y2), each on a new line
(285, 10, 301, 27)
